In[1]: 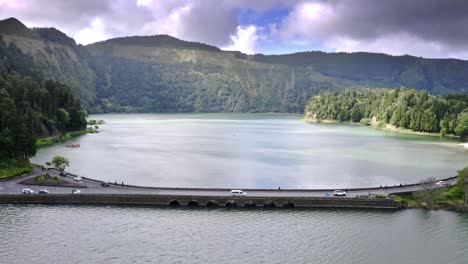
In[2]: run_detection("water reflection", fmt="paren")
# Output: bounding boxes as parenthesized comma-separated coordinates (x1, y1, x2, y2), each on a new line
(31, 114, 468, 188)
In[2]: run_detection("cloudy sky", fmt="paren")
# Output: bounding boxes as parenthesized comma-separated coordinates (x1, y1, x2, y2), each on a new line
(1, 0, 468, 59)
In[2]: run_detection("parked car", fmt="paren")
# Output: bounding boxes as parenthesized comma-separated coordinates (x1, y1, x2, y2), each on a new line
(231, 190, 247, 197)
(22, 188, 34, 194)
(38, 189, 49, 195)
(59, 172, 67, 177)
(72, 189, 81, 194)
(73, 176, 83, 181)
(333, 190, 347, 196)
(101, 182, 110, 187)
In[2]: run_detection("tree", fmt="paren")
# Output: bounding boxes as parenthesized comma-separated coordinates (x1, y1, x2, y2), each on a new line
(415, 177, 441, 209)
(0, 71, 87, 169)
(455, 112, 468, 141)
(456, 167, 468, 208)
(51, 155, 70, 172)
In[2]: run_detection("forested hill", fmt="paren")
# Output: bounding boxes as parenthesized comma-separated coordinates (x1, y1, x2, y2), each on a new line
(1, 17, 468, 114)
(0, 70, 87, 168)
(0, 18, 97, 110)
(305, 89, 468, 140)
(252, 52, 468, 95)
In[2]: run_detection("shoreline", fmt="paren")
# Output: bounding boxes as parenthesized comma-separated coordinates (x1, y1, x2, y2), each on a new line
(36, 128, 97, 148)
(378, 123, 459, 139)
(303, 117, 464, 142)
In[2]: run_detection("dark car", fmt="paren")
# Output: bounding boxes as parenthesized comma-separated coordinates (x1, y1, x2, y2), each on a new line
(38, 189, 50, 194)
(101, 182, 110, 187)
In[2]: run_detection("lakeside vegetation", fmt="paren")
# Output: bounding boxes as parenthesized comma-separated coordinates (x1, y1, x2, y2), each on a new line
(305, 88, 468, 140)
(36, 128, 97, 147)
(391, 167, 468, 211)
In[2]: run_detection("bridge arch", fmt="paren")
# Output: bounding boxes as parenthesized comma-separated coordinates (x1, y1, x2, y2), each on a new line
(225, 200, 237, 207)
(206, 200, 218, 207)
(187, 200, 199, 207)
(244, 202, 256, 208)
(168, 200, 180, 207)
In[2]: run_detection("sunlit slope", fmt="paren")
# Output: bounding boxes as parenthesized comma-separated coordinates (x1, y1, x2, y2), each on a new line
(0, 18, 97, 109)
(87, 37, 325, 113)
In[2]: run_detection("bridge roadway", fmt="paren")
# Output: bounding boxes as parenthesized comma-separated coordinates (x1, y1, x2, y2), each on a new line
(0, 166, 457, 198)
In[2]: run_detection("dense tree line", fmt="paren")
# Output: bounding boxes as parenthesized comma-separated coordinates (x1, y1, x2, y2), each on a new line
(0, 71, 87, 167)
(306, 88, 468, 140)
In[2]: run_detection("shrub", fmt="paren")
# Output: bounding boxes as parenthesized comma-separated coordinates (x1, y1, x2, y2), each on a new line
(360, 118, 371, 126)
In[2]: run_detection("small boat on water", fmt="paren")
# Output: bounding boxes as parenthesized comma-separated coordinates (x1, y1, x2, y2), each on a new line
(66, 144, 80, 148)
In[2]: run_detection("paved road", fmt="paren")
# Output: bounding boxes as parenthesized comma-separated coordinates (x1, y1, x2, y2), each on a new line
(0, 166, 457, 198)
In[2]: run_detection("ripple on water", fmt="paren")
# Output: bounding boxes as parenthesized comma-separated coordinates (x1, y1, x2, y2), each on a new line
(2, 205, 468, 264)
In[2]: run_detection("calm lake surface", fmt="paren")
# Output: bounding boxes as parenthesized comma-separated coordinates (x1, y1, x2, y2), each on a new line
(1, 205, 468, 264)
(9, 114, 468, 264)
(32, 113, 467, 188)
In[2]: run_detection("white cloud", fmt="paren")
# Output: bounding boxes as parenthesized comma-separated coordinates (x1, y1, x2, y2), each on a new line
(223, 25, 259, 54)
(139, 3, 192, 38)
(74, 18, 110, 45)
(135, 0, 237, 46)
(277, 2, 335, 41)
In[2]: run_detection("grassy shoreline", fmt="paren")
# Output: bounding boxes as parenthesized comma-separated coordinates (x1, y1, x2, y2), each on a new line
(36, 128, 97, 148)
(303, 117, 463, 141)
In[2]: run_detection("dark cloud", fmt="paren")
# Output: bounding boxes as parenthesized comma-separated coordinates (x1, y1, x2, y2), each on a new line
(274, 0, 468, 58)
(330, 0, 468, 48)
(0, 0, 238, 46)
(1, 0, 468, 58)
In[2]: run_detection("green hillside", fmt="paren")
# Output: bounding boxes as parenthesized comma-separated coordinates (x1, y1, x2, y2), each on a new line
(1, 17, 467, 114)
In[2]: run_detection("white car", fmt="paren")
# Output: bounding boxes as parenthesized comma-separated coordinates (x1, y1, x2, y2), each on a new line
(333, 190, 347, 196)
(73, 176, 83, 181)
(72, 189, 81, 194)
(231, 190, 247, 197)
(22, 188, 34, 194)
(436, 180, 446, 186)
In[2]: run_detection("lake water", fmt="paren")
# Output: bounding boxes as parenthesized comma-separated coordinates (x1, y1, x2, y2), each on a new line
(32, 113, 467, 188)
(1, 205, 467, 264)
(10, 114, 468, 263)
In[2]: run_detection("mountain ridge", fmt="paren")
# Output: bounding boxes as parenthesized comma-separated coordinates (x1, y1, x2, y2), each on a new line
(0, 17, 467, 114)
